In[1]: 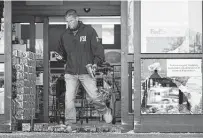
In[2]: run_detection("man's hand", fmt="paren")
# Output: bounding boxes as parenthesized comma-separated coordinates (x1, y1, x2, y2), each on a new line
(55, 52, 63, 60)
(86, 64, 96, 78)
(92, 64, 97, 73)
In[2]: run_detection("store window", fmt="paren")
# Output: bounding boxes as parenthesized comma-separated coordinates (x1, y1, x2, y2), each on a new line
(141, 1, 202, 53)
(0, 63, 4, 114)
(131, 1, 203, 115)
(141, 59, 202, 114)
(0, 16, 4, 54)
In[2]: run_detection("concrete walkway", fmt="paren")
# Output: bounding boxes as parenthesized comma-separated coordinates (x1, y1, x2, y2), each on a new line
(0, 132, 203, 138)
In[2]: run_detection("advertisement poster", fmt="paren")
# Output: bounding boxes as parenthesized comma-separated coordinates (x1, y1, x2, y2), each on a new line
(141, 59, 202, 114)
(141, 1, 202, 53)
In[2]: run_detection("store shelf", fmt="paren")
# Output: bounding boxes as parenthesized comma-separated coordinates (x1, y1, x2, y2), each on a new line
(36, 67, 44, 71)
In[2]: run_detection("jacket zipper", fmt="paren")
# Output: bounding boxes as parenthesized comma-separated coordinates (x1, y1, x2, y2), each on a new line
(73, 34, 79, 75)
(76, 34, 80, 75)
(74, 30, 82, 75)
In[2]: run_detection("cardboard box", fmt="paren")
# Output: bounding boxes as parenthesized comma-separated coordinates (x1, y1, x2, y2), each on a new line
(34, 123, 49, 132)
(13, 57, 20, 65)
(22, 123, 31, 132)
(13, 44, 27, 53)
(13, 50, 23, 57)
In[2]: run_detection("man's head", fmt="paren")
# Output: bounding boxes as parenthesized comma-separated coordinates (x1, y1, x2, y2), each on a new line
(65, 9, 79, 30)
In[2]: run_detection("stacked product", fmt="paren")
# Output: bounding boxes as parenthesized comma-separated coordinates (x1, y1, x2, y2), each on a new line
(11, 65, 17, 130)
(12, 50, 36, 120)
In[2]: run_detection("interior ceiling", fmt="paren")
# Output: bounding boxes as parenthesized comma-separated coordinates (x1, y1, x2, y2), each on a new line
(0, 1, 3, 18)
(12, 1, 121, 17)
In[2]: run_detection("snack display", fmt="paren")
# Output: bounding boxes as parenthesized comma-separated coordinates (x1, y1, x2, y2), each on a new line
(12, 50, 36, 120)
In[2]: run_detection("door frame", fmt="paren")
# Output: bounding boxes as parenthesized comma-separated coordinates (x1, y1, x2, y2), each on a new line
(0, 1, 12, 132)
(120, 1, 134, 131)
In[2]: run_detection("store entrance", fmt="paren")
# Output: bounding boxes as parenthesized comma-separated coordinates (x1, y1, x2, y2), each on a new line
(10, 17, 122, 132)
(8, 0, 136, 133)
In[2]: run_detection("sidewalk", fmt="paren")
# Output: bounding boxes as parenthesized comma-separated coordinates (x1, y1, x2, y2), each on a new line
(0, 132, 203, 138)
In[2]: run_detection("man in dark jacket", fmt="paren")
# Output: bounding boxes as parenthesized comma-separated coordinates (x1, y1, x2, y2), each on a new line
(56, 9, 112, 126)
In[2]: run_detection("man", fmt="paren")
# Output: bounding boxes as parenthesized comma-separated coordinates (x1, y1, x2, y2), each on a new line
(56, 9, 112, 126)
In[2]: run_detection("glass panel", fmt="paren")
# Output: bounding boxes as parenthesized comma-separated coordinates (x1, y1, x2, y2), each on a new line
(131, 63, 134, 113)
(35, 23, 43, 59)
(102, 24, 114, 44)
(141, 59, 202, 114)
(0, 12, 4, 54)
(141, 1, 202, 53)
(0, 63, 4, 114)
(132, 71, 134, 112)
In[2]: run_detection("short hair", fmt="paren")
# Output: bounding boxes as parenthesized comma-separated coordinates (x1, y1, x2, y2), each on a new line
(65, 9, 78, 18)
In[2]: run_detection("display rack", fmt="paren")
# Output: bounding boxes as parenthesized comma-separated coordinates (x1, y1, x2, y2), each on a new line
(12, 49, 37, 130)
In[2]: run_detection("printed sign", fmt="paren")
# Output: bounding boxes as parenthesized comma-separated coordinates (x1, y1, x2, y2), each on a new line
(167, 59, 201, 77)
